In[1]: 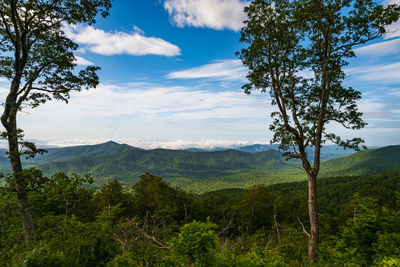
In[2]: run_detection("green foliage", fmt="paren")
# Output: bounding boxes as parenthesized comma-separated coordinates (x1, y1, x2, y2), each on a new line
(0, 187, 24, 263)
(379, 257, 400, 267)
(34, 215, 120, 266)
(167, 219, 218, 266)
(241, 185, 274, 233)
(1, 169, 400, 265)
(29, 171, 95, 220)
(106, 252, 137, 267)
(18, 246, 66, 267)
(318, 193, 400, 265)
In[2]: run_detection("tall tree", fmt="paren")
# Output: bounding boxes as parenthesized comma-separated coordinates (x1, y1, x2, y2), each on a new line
(238, 0, 400, 262)
(0, 0, 112, 247)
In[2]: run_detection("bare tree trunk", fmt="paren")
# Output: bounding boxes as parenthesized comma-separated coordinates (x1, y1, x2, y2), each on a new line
(307, 172, 318, 263)
(4, 108, 35, 247)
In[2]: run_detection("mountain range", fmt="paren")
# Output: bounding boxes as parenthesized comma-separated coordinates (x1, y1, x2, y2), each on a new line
(0, 141, 398, 192)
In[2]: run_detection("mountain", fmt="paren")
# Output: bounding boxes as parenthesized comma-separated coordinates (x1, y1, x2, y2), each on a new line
(0, 141, 397, 192)
(321, 145, 400, 176)
(0, 141, 139, 171)
(23, 141, 138, 165)
(185, 144, 280, 153)
(236, 144, 279, 153)
(39, 148, 295, 180)
(185, 147, 228, 152)
(186, 144, 359, 160)
(37, 143, 400, 192)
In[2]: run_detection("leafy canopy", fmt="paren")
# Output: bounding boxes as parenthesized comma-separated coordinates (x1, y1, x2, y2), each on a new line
(0, 0, 112, 109)
(238, 0, 400, 161)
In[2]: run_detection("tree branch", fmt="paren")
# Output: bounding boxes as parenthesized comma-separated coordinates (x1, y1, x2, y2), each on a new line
(297, 217, 310, 239)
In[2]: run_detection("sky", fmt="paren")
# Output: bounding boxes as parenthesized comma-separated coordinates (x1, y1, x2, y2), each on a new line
(0, 0, 400, 149)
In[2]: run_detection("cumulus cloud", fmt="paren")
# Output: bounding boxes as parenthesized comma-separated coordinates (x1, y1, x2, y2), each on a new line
(65, 25, 181, 56)
(74, 56, 94, 66)
(164, 0, 248, 31)
(167, 59, 247, 81)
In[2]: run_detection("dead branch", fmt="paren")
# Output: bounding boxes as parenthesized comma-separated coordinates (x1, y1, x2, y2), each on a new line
(140, 231, 170, 250)
(218, 218, 233, 235)
(297, 217, 310, 239)
(274, 213, 281, 244)
(263, 238, 273, 253)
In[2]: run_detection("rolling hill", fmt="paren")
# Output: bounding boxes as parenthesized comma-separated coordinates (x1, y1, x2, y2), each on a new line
(321, 145, 400, 176)
(26, 141, 138, 164)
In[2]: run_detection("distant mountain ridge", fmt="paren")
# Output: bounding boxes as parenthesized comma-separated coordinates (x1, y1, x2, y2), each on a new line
(186, 144, 360, 161)
(0, 141, 361, 167)
(38, 147, 293, 180)
(0, 141, 397, 192)
(20, 141, 138, 165)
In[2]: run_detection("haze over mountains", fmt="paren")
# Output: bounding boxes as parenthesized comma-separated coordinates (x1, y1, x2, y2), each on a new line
(0, 141, 397, 192)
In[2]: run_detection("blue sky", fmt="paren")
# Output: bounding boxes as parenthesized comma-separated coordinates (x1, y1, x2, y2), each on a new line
(1, 0, 400, 149)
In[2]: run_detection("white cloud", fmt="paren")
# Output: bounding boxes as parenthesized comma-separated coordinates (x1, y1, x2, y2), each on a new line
(0, 77, 7, 83)
(74, 56, 94, 66)
(76, 48, 86, 54)
(389, 90, 400, 97)
(385, 0, 400, 4)
(164, 0, 248, 31)
(167, 59, 247, 81)
(346, 62, 400, 83)
(355, 38, 400, 56)
(65, 25, 181, 56)
(7, 81, 271, 146)
(384, 23, 400, 39)
(19, 82, 266, 120)
(358, 99, 386, 114)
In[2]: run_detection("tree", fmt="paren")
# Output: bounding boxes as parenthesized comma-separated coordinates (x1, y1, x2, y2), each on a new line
(0, 0, 112, 247)
(168, 219, 218, 266)
(238, 0, 400, 262)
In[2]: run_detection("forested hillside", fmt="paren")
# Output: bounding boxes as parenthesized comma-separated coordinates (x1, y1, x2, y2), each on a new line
(23, 141, 137, 165)
(36, 143, 400, 192)
(0, 142, 397, 192)
(37, 147, 303, 191)
(1, 169, 399, 265)
(321, 145, 400, 176)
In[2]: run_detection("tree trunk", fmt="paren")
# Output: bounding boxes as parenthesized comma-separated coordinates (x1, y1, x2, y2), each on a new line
(307, 172, 318, 262)
(6, 111, 36, 247)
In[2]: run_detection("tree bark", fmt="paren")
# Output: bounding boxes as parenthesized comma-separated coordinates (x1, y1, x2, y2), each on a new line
(3, 107, 36, 247)
(307, 172, 318, 263)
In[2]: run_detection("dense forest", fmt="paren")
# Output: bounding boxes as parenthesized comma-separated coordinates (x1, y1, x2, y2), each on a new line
(1, 168, 400, 266)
